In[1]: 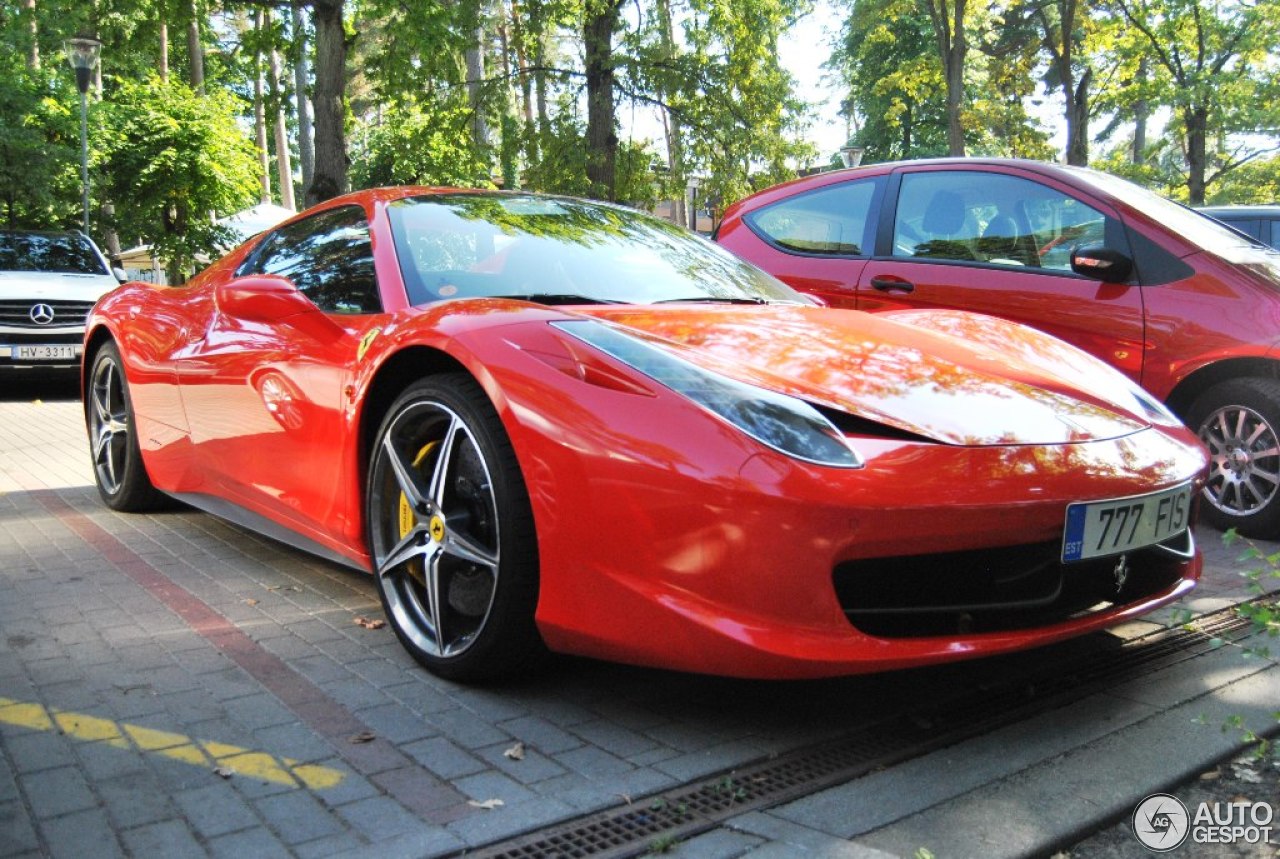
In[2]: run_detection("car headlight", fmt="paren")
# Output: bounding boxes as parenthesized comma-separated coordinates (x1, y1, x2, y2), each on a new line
(552, 320, 863, 468)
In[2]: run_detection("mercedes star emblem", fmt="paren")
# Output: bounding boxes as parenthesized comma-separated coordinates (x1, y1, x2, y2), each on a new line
(29, 303, 55, 325)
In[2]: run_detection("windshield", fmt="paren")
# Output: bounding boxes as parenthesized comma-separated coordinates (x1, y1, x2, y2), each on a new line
(0, 231, 108, 275)
(386, 194, 806, 307)
(1065, 167, 1260, 256)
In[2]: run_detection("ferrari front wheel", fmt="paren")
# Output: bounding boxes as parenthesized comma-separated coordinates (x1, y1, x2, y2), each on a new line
(367, 374, 543, 682)
(87, 342, 167, 511)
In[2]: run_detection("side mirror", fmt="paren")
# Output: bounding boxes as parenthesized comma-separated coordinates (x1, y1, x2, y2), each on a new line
(216, 274, 315, 323)
(215, 274, 346, 344)
(112, 266, 129, 283)
(1070, 244, 1133, 283)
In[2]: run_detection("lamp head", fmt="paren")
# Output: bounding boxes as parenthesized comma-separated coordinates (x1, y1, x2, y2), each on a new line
(65, 36, 103, 94)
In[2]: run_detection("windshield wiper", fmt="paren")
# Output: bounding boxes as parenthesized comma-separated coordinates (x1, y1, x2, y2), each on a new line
(653, 296, 774, 305)
(500, 293, 627, 306)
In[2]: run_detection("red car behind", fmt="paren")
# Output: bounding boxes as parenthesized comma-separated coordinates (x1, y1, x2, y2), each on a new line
(717, 158, 1280, 537)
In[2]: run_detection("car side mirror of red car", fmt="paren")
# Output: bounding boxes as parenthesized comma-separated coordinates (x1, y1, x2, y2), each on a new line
(1070, 244, 1133, 283)
(217, 274, 346, 343)
(217, 274, 313, 322)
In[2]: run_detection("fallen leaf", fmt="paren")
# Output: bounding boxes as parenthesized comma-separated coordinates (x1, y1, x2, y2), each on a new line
(616, 792, 632, 805)
(213, 766, 234, 779)
(468, 798, 504, 810)
(1230, 794, 1252, 805)
(354, 616, 386, 630)
(348, 731, 377, 744)
(243, 598, 259, 606)
(503, 742, 525, 761)
(1199, 769, 1221, 781)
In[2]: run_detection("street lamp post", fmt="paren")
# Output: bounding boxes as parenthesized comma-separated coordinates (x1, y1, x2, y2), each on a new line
(65, 36, 102, 233)
(686, 176, 702, 232)
(839, 145, 865, 169)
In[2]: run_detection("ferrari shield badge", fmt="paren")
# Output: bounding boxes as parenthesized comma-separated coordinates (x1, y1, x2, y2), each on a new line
(358, 327, 381, 361)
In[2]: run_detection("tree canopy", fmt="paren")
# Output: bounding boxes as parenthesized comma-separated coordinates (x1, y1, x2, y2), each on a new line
(2, 0, 1279, 274)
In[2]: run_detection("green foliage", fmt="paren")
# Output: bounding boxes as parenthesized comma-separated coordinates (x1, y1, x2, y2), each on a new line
(97, 75, 259, 278)
(351, 98, 494, 189)
(0, 59, 79, 229)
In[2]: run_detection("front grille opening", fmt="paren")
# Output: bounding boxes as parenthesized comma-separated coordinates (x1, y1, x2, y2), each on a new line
(835, 540, 1187, 638)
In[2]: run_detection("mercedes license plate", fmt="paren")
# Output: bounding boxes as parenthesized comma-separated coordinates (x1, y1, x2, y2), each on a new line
(1062, 483, 1192, 562)
(14, 345, 79, 361)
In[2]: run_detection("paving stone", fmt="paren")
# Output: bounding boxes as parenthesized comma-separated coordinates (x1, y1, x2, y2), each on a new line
(351, 701, 436, 745)
(20, 766, 96, 818)
(173, 783, 261, 839)
(39, 807, 124, 859)
(445, 794, 578, 847)
(452, 769, 537, 807)
(205, 826, 295, 859)
(0, 800, 39, 854)
(555, 743, 635, 778)
(401, 736, 486, 780)
(668, 826, 764, 858)
(334, 795, 423, 841)
(475, 740, 568, 785)
(497, 714, 585, 756)
(99, 773, 176, 829)
(255, 789, 347, 845)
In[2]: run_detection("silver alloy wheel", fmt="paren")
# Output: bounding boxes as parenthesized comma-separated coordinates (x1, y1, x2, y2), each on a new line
(1198, 403, 1280, 516)
(89, 355, 129, 497)
(371, 401, 501, 659)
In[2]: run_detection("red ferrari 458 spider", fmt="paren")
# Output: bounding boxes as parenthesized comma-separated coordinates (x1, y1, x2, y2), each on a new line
(84, 188, 1208, 681)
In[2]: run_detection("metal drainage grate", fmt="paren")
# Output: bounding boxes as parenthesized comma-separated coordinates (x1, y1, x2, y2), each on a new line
(462, 596, 1276, 859)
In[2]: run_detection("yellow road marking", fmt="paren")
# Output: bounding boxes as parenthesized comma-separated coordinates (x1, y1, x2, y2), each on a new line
(0, 696, 344, 790)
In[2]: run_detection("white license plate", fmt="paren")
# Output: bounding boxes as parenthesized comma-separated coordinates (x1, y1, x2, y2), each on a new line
(1062, 483, 1192, 562)
(14, 345, 80, 361)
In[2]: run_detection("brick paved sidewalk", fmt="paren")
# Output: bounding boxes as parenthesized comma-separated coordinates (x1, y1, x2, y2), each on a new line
(1, 385, 1274, 859)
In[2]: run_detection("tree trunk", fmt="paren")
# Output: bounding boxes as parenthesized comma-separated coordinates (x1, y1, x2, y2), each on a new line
(187, 0, 204, 91)
(254, 9, 272, 204)
(509, 0, 533, 126)
(24, 0, 38, 69)
(1066, 68, 1090, 166)
(159, 20, 169, 80)
(291, 3, 315, 189)
(466, 32, 490, 151)
(307, 0, 348, 205)
(656, 0, 685, 226)
(1185, 104, 1208, 204)
(1132, 57, 1148, 164)
(583, 0, 621, 198)
(923, 0, 967, 157)
(270, 46, 296, 210)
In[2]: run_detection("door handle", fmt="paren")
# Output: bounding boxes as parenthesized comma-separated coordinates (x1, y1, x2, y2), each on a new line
(869, 276, 915, 294)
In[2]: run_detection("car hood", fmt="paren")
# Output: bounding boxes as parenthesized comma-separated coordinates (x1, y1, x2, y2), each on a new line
(575, 304, 1151, 446)
(0, 271, 119, 301)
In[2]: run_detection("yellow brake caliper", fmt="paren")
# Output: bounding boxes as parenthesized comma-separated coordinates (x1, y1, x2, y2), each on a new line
(397, 441, 439, 587)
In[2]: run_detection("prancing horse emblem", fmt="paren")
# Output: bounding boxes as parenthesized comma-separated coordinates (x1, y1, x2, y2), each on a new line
(1113, 554, 1129, 592)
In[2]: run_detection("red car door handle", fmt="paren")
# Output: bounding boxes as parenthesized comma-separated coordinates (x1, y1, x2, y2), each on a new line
(869, 276, 915, 293)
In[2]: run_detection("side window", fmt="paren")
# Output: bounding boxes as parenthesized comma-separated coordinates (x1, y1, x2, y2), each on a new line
(892, 172, 1117, 273)
(745, 179, 879, 256)
(248, 206, 380, 313)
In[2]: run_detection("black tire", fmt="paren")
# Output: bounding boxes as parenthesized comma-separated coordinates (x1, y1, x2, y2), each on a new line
(366, 373, 544, 682)
(86, 342, 169, 512)
(1187, 377, 1280, 538)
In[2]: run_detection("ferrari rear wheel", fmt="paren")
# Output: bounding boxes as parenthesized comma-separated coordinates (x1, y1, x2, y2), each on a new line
(1189, 378, 1280, 539)
(368, 374, 543, 682)
(87, 342, 168, 511)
